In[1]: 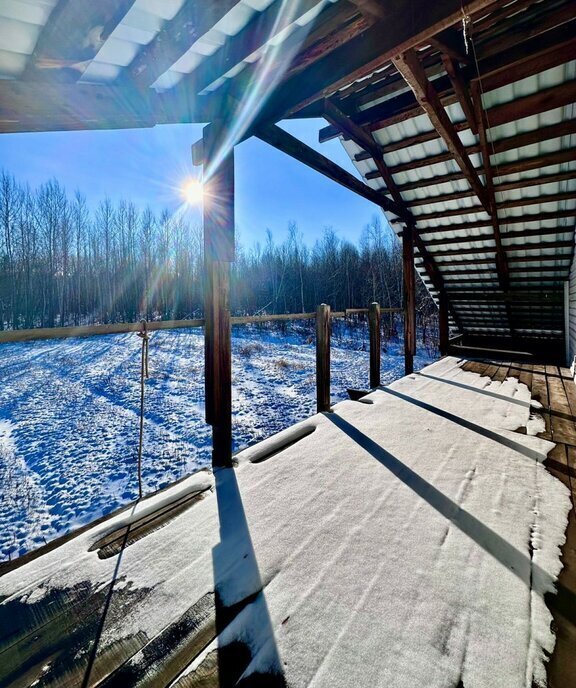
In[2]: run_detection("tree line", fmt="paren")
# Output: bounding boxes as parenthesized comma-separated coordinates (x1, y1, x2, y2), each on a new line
(0, 171, 435, 330)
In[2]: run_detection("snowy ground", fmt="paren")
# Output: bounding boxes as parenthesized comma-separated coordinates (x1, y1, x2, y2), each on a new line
(0, 321, 435, 560)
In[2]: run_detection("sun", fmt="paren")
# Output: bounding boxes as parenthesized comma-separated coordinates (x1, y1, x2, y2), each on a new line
(182, 178, 204, 206)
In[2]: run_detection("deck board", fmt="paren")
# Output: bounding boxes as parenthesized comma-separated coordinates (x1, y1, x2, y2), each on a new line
(496, 361, 576, 688)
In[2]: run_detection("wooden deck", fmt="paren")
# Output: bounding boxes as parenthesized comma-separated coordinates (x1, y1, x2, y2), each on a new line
(1, 356, 575, 687)
(461, 359, 576, 688)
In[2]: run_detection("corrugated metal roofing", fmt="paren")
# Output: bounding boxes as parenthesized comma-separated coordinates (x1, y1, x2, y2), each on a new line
(339, 47, 576, 338)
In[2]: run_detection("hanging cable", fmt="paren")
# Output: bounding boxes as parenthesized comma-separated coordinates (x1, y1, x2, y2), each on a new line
(136, 319, 149, 499)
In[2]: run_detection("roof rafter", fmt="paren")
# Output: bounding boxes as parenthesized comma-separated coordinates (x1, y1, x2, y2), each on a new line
(392, 50, 491, 214)
(441, 55, 477, 134)
(321, 99, 464, 328)
(472, 79, 509, 292)
(322, 99, 411, 215)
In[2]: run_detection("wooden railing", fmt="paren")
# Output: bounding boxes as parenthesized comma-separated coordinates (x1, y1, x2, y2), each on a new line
(0, 304, 403, 462)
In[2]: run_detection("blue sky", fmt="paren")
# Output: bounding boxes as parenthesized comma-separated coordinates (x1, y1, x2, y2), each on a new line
(0, 118, 381, 248)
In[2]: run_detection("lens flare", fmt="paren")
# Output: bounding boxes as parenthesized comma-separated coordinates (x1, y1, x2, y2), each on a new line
(182, 178, 203, 206)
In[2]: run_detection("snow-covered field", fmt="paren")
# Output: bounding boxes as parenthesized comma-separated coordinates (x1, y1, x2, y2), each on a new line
(0, 322, 436, 560)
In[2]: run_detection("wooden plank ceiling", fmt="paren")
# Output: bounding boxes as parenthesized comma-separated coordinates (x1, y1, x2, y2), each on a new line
(0, 0, 574, 343)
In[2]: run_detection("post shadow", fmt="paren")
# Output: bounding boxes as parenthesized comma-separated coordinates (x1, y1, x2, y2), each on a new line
(212, 466, 286, 687)
(325, 412, 576, 625)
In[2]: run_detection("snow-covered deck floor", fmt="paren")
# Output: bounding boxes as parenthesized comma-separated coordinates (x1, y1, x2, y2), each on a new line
(1, 356, 574, 688)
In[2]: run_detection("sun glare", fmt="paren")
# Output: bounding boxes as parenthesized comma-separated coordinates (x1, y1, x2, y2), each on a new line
(182, 178, 203, 206)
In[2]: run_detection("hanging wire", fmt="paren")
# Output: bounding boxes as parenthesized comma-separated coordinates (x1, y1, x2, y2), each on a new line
(136, 319, 149, 499)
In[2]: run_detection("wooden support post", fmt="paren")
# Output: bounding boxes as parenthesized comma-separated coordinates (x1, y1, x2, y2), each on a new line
(316, 303, 331, 413)
(439, 292, 449, 356)
(202, 123, 235, 468)
(369, 302, 381, 388)
(403, 225, 416, 375)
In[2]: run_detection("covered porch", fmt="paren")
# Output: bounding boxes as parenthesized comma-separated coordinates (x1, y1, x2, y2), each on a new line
(0, 0, 575, 685)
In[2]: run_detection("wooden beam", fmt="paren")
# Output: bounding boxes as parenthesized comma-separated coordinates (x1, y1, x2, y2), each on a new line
(203, 122, 234, 468)
(494, 171, 574, 193)
(408, 204, 487, 221)
(170, 0, 323, 96)
(497, 191, 576, 210)
(319, 77, 454, 142)
(255, 123, 410, 220)
(421, 209, 576, 234)
(352, 58, 446, 110)
(471, 80, 509, 294)
(258, 0, 498, 121)
(486, 80, 576, 130)
(392, 49, 490, 211)
(474, 31, 576, 93)
(430, 26, 471, 64)
(428, 240, 574, 258)
(407, 165, 576, 206)
(475, 0, 576, 63)
(322, 98, 413, 218)
(321, 67, 576, 146)
(446, 291, 564, 303)
(0, 81, 154, 134)
(438, 254, 571, 267)
(23, 0, 136, 81)
(403, 224, 416, 374)
(442, 265, 570, 276)
(395, 151, 576, 193)
(126, 1, 238, 90)
(441, 55, 477, 134)
(420, 225, 573, 246)
(357, 118, 576, 163)
(492, 149, 576, 177)
(365, 145, 481, 179)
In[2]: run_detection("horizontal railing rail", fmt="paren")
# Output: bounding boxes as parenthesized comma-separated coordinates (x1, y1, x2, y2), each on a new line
(0, 308, 403, 345)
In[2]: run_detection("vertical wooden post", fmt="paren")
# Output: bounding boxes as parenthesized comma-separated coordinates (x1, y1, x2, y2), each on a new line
(316, 303, 331, 413)
(202, 123, 234, 468)
(403, 224, 416, 375)
(439, 292, 449, 356)
(369, 301, 381, 388)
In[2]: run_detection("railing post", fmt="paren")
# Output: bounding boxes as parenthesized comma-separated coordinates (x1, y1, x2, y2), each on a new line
(439, 292, 449, 356)
(369, 301, 381, 388)
(202, 122, 234, 469)
(403, 224, 416, 375)
(316, 303, 331, 413)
